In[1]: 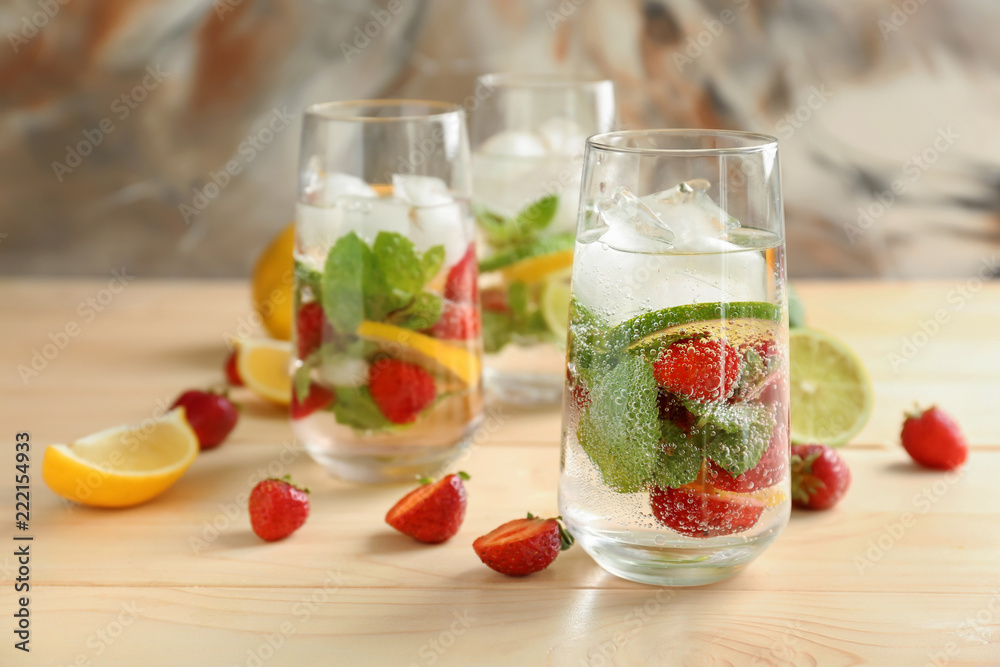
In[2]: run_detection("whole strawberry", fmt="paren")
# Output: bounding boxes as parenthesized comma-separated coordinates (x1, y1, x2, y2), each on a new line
(473, 513, 574, 577)
(901, 405, 968, 471)
(654, 338, 740, 402)
(291, 383, 336, 420)
(386, 472, 469, 543)
(790, 444, 851, 510)
(296, 301, 326, 359)
(224, 350, 244, 386)
(249, 476, 310, 542)
(443, 243, 478, 303)
(171, 389, 239, 450)
(651, 485, 764, 537)
(368, 360, 436, 424)
(429, 301, 480, 340)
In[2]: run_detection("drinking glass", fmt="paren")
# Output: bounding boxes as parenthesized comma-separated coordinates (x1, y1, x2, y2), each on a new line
(293, 100, 483, 483)
(559, 130, 789, 586)
(470, 74, 615, 405)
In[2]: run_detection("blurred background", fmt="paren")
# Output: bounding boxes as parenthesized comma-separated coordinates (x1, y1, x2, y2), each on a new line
(1, 0, 998, 279)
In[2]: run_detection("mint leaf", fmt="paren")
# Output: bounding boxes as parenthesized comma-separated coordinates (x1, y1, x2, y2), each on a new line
(577, 355, 661, 492)
(331, 385, 393, 431)
(295, 260, 323, 302)
(372, 232, 425, 295)
(568, 298, 608, 373)
(388, 292, 443, 331)
(293, 365, 312, 403)
(507, 281, 530, 325)
(698, 402, 775, 476)
(474, 195, 559, 249)
(420, 245, 445, 284)
(478, 233, 575, 273)
(653, 420, 703, 488)
(513, 195, 558, 238)
(321, 232, 369, 333)
(482, 310, 514, 354)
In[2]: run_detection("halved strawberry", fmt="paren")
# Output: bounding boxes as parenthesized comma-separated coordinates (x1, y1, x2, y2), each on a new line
(296, 301, 325, 359)
(473, 513, 574, 577)
(368, 360, 436, 424)
(290, 383, 336, 420)
(444, 243, 478, 303)
(429, 300, 481, 340)
(651, 485, 764, 538)
(653, 338, 740, 403)
(709, 424, 788, 493)
(385, 472, 469, 543)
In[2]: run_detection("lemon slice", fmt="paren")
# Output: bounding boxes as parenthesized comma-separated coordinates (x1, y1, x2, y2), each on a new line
(236, 338, 293, 405)
(42, 409, 199, 508)
(789, 328, 873, 446)
(540, 268, 573, 343)
(356, 321, 480, 386)
(501, 249, 574, 284)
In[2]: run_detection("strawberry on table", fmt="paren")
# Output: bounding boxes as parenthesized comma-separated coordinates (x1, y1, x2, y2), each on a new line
(790, 444, 851, 510)
(653, 338, 741, 402)
(901, 405, 968, 471)
(429, 300, 481, 340)
(296, 301, 326, 359)
(368, 360, 437, 424)
(171, 389, 238, 451)
(249, 476, 310, 542)
(385, 472, 469, 543)
(473, 513, 574, 577)
(443, 242, 478, 304)
(224, 350, 244, 386)
(651, 485, 764, 537)
(290, 383, 336, 420)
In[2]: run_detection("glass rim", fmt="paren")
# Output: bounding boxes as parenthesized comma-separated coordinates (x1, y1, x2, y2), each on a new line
(476, 72, 613, 92)
(587, 129, 778, 156)
(304, 99, 464, 123)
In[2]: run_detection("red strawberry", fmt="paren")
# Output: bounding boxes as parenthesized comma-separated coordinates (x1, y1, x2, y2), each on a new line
(790, 444, 851, 510)
(901, 405, 968, 471)
(368, 360, 436, 424)
(385, 472, 469, 543)
(657, 389, 696, 431)
(249, 476, 310, 541)
(473, 513, 574, 577)
(709, 425, 788, 493)
(171, 389, 239, 451)
(653, 338, 740, 403)
(224, 350, 243, 386)
(651, 485, 764, 537)
(296, 301, 325, 359)
(430, 300, 481, 340)
(444, 243, 478, 303)
(480, 287, 510, 313)
(290, 383, 336, 420)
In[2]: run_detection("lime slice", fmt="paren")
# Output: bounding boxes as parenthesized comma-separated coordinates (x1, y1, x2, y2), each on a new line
(478, 233, 575, 275)
(609, 301, 782, 353)
(789, 328, 873, 446)
(540, 268, 573, 342)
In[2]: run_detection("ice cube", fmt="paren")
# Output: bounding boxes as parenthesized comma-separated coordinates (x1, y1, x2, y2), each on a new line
(640, 179, 740, 249)
(392, 174, 453, 207)
(538, 117, 589, 156)
(304, 171, 377, 206)
(296, 196, 411, 254)
(598, 186, 674, 252)
(478, 130, 548, 158)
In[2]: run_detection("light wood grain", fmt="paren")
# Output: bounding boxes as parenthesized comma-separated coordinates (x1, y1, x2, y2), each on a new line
(1, 279, 999, 665)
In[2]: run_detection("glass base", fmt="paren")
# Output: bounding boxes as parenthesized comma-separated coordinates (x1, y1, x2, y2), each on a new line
(485, 368, 564, 406)
(570, 522, 781, 587)
(303, 441, 471, 484)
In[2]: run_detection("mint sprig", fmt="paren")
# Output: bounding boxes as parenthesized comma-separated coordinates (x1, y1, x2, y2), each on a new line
(330, 385, 392, 431)
(474, 194, 559, 249)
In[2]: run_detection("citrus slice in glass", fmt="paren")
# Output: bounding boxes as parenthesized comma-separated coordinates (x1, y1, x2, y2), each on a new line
(540, 268, 573, 343)
(789, 327, 873, 446)
(236, 338, 293, 405)
(42, 409, 199, 508)
(356, 321, 481, 386)
(478, 234, 575, 283)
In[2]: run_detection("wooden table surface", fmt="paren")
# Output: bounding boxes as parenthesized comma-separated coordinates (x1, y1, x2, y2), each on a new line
(2, 278, 1000, 666)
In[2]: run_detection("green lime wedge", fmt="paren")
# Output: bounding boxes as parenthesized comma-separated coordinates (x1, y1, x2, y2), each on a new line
(478, 233, 575, 273)
(789, 327, 873, 447)
(609, 301, 782, 354)
(540, 268, 573, 344)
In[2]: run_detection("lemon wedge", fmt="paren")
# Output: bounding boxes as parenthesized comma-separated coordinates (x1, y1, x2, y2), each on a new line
(42, 409, 199, 508)
(235, 338, 293, 405)
(251, 223, 295, 340)
(356, 321, 481, 386)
